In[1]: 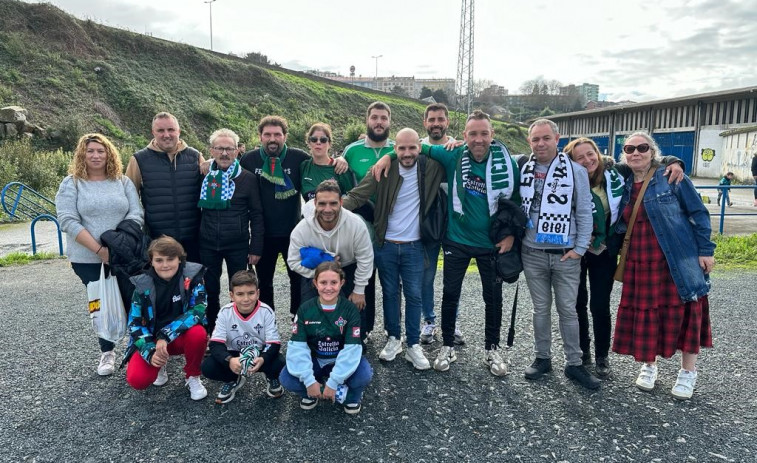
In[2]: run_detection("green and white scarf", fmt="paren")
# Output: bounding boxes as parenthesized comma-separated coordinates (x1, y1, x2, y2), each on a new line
(452, 140, 515, 218)
(260, 145, 297, 199)
(589, 167, 624, 248)
(198, 158, 242, 210)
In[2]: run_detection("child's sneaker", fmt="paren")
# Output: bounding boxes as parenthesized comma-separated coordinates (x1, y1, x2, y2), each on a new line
(266, 378, 284, 398)
(215, 376, 246, 404)
(343, 402, 362, 415)
(483, 347, 508, 376)
(153, 365, 168, 387)
(453, 325, 465, 345)
(635, 363, 658, 391)
(185, 375, 208, 401)
(300, 397, 318, 410)
(97, 351, 115, 376)
(671, 369, 697, 400)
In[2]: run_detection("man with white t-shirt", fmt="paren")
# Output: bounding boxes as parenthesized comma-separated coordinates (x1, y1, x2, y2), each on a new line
(343, 128, 445, 370)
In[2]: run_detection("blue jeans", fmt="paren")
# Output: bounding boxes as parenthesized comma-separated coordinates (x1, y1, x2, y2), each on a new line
(375, 240, 425, 346)
(279, 356, 373, 404)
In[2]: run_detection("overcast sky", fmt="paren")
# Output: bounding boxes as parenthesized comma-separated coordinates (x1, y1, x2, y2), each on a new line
(26, 0, 757, 103)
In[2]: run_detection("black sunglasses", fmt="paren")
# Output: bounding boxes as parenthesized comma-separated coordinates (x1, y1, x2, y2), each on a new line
(309, 136, 330, 144)
(622, 143, 651, 154)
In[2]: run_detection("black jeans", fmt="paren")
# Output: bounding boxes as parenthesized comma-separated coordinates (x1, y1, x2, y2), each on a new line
(300, 263, 376, 340)
(201, 352, 285, 383)
(257, 235, 301, 315)
(440, 240, 502, 349)
(71, 262, 133, 353)
(575, 248, 615, 358)
(199, 244, 249, 334)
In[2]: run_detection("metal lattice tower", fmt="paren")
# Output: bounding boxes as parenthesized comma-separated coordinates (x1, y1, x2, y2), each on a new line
(455, 0, 475, 116)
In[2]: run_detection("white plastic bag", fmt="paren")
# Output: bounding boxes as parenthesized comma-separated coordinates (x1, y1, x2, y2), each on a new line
(87, 264, 127, 342)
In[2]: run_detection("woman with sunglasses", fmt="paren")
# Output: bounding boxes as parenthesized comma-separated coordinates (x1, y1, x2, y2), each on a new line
(612, 131, 715, 400)
(300, 123, 355, 202)
(56, 133, 144, 376)
(564, 138, 684, 378)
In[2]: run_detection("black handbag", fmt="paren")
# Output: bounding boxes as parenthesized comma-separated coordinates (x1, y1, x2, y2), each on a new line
(418, 155, 448, 243)
(494, 244, 522, 283)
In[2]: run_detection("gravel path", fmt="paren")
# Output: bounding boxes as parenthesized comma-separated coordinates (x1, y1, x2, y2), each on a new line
(1, 260, 754, 462)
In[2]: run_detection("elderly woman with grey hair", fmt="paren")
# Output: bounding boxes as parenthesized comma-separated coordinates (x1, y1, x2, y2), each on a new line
(198, 128, 265, 334)
(611, 131, 715, 400)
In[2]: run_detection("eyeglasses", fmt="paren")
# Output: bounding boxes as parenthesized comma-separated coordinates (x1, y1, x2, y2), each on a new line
(308, 136, 330, 144)
(622, 143, 651, 154)
(212, 146, 237, 154)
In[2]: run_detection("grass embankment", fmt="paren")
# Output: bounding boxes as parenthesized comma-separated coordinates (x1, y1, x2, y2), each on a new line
(712, 233, 757, 271)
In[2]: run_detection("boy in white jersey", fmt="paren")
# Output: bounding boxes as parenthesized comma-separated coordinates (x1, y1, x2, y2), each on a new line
(201, 271, 284, 403)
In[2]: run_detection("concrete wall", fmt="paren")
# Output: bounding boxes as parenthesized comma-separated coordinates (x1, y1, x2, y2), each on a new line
(722, 129, 757, 182)
(695, 128, 723, 178)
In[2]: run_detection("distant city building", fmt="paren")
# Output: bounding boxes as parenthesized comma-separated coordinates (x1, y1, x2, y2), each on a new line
(585, 100, 618, 110)
(480, 84, 508, 98)
(305, 70, 455, 99)
(560, 83, 599, 103)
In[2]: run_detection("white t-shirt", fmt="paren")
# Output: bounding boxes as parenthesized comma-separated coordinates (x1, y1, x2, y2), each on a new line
(210, 301, 281, 352)
(385, 164, 421, 241)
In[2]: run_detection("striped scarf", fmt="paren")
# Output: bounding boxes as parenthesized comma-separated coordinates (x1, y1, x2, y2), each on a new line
(520, 152, 575, 245)
(260, 145, 297, 199)
(452, 140, 515, 218)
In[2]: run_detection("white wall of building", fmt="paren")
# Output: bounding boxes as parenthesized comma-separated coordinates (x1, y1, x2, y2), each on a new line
(722, 129, 757, 182)
(695, 128, 723, 178)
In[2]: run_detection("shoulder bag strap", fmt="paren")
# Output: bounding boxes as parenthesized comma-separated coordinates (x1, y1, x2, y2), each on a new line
(614, 167, 655, 282)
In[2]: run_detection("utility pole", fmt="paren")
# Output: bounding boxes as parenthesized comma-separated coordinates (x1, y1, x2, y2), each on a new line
(371, 54, 383, 90)
(455, 0, 475, 118)
(204, 0, 217, 51)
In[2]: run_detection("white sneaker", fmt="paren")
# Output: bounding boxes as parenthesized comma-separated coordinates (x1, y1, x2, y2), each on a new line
(635, 363, 658, 391)
(484, 347, 508, 376)
(153, 365, 168, 387)
(379, 336, 403, 361)
(405, 344, 431, 370)
(185, 375, 208, 400)
(420, 322, 436, 344)
(97, 351, 115, 376)
(433, 346, 457, 372)
(671, 369, 698, 400)
(453, 325, 465, 345)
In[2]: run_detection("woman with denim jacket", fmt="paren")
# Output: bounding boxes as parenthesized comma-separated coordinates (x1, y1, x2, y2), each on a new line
(612, 131, 715, 400)
(565, 138, 685, 379)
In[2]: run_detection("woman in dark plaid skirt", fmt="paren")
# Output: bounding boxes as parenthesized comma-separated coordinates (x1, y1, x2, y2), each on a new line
(612, 132, 715, 400)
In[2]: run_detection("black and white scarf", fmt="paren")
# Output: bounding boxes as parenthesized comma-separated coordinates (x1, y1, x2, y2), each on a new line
(519, 152, 575, 245)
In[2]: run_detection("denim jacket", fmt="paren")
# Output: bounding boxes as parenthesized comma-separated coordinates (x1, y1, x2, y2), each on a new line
(615, 166, 715, 302)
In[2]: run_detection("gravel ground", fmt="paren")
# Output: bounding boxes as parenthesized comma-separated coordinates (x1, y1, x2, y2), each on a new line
(1, 259, 754, 462)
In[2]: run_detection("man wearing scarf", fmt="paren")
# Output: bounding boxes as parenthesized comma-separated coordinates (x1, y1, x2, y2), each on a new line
(374, 110, 521, 376)
(239, 116, 347, 318)
(518, 119, 599, 390)
(126, 112, 204, 262)
(198, 128, 264, 334)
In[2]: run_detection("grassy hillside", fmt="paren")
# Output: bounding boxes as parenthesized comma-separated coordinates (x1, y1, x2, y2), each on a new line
(0, 0, 529, 154)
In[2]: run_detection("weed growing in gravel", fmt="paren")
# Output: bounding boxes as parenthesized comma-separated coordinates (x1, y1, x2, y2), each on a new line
(713, 233, 757, 270)
(0, 251, 62, 267)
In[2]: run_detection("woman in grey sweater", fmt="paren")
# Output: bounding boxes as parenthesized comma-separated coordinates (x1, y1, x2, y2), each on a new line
(55, 133, 143, 376)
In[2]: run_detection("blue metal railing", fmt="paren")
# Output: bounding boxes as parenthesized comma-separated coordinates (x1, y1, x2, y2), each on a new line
(694, 185, 757, 235)
(1, 182, 63, 255)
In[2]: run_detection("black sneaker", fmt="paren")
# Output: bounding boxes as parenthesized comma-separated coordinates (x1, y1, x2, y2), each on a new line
(215, 375, 247, 404)
(595, 357, 611, 378)
(581, 351, 592, 366)
(300, 397, 318, 410)
(344, 402, 362, 415)
(565, 365, 601, 390)
(266, 378, 284, 398)
(524, 358, 552, 380)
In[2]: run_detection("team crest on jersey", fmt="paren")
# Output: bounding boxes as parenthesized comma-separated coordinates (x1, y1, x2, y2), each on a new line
(352, 327, 360, 338)
(335, 316, 346, 334)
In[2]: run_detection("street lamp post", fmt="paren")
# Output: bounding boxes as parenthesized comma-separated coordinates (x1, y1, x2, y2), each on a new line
(371, 54, 382, 89)
(204, 0, 217, 51)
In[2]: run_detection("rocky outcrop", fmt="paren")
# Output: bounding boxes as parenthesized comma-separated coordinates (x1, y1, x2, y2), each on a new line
(0, 106, 45, 139)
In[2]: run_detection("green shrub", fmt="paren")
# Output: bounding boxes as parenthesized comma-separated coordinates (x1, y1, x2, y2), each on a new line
(0, 139, 71, 198)
(341, 122, 366, 150)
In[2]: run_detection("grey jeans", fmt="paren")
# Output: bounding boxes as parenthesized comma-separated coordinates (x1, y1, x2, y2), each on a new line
(521, 246, 583, 366)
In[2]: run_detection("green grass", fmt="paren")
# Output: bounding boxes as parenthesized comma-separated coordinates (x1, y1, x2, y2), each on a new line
(0, 251, 62, 267)
(713, 233, 757, 270)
